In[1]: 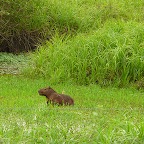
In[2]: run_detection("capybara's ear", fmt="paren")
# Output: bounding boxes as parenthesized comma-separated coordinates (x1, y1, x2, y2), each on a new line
(48, 86, 51, 89)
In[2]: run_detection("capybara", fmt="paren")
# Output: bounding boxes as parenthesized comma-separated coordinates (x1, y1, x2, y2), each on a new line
(38, 86, 74, 106)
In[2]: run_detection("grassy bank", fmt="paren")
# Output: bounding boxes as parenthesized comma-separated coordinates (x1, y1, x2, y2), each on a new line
(0, 75, 144, 143)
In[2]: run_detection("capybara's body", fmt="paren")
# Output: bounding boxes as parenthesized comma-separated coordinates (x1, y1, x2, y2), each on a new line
(38, 86, 74, 106)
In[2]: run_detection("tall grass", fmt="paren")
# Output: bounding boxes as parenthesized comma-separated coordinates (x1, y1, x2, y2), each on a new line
(1, 0, 144, 52)
(23, 21, 144, 86)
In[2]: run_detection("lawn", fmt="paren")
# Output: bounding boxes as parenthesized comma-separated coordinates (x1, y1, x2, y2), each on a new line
(0, 75, 144, 143)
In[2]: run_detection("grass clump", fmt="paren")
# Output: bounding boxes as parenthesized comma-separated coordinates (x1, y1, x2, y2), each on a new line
(24, 21, 144, 86)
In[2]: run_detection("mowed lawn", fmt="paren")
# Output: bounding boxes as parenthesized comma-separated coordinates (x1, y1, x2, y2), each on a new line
(0, 75, 144, 143)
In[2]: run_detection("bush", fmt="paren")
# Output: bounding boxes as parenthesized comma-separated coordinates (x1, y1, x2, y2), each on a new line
(0, 0, 48, 52)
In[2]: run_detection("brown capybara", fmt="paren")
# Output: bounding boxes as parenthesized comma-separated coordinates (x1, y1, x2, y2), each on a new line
(38, 86, 74, 106)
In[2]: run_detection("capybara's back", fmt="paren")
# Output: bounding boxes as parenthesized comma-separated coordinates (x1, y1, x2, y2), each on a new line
(61, 94, 74, 105)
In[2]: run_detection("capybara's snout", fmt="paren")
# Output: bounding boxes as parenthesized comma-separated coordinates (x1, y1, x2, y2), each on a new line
(38, 89, 44, 95)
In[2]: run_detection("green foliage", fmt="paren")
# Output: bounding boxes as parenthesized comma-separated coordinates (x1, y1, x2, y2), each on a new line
(1, 0, 144, 52)
(1, 0, 49, 52)
(24, 21, 144, 86)
(1, 0, 49, 31)
(0, 76, 144, 143)
(1, 0, 144, 86)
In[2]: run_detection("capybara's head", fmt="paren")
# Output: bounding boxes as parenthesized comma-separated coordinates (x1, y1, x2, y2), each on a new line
(38, 86, 56, 96)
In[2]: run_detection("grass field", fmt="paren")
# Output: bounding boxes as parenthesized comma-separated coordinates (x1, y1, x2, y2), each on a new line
(0, 75, 144, 143)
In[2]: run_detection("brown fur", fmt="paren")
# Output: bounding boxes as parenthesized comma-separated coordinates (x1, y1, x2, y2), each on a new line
(38, 86, 74, 106)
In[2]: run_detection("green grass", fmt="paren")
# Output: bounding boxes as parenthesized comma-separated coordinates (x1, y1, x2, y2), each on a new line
(0, 75, 144, 143)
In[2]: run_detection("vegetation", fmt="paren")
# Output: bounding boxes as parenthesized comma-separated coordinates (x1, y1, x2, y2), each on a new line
(9, 0, 141, 86)
(1, 0, 144, 52)
(0, 0, 144, 143)
(24, 21, 144, 86)
(0, 76, 144, 143)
